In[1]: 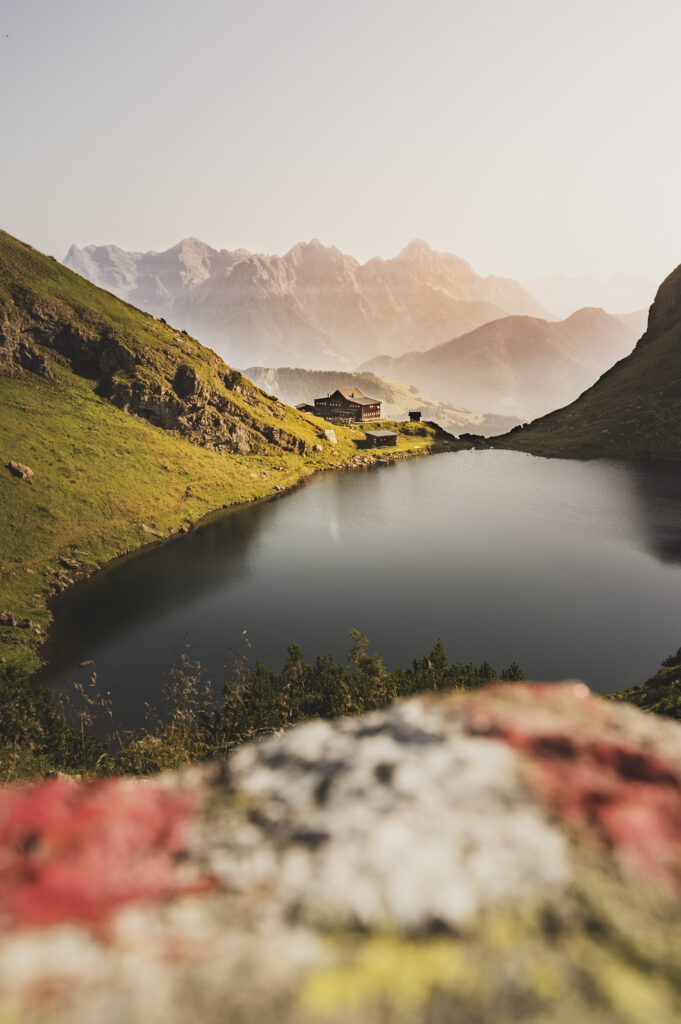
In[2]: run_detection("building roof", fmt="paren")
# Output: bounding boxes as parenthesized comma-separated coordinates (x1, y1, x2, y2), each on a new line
(316, 388, 380, 407)
(337, 387, 379, 406)
(365, 430, 398, 438)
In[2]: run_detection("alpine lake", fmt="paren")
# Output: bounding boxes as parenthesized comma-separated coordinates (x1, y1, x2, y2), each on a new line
(42, 450, 681, 727)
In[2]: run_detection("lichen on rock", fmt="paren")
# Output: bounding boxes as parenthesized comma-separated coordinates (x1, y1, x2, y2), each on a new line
(3, 685, 681, 1022)
(205, 699, 570, 931)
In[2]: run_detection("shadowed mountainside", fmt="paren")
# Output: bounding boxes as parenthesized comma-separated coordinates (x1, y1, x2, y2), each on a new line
(360, 307, 639, 419)
(64, 237, 547, 370)
(493, 262, 681, 459)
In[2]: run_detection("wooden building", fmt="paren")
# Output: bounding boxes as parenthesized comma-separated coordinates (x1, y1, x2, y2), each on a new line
(365, 429, 398, 448)
(295, 402, 315, 414)
(314, 388, 381, 423)
(408, 410, 422, 421)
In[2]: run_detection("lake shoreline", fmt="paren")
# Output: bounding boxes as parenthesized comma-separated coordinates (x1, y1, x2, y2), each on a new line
(26, 428, 464, 684)
(37, 450, 681, 726)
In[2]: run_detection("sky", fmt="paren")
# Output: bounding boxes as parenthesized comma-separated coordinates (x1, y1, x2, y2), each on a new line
(1, 0, 680, 283)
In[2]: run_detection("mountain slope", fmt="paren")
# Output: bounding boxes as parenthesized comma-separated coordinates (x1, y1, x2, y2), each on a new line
(245, 366, 520, 437)
(0, 231, 321, 457)
(0, 230, 460, 675)
(492, 263, 681, 460)
(64, 238, 547, 369)
(360, 307, 639, 419)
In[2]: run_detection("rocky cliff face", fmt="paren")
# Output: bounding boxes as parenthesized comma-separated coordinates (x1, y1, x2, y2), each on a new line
(647, 264, 681, 336)
(4, 684, 681, 1023)
(1, 296, 305, 456)
(64, 238, 547, 370)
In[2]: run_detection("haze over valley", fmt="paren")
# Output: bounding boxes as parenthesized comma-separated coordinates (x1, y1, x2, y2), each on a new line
(523, 273, 655, 320)
(496, 260, 681, 460)
(244, 367, 520, 437)
(64, 236, 654, 422)
(361, 307, 642, 419)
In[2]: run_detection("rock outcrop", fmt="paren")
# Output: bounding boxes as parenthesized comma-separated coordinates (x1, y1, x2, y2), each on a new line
(0, 311, 54, 380)
(0, 230, 312, 457)
(6, 461, 33, 481)
(3, 683, 681, 1023)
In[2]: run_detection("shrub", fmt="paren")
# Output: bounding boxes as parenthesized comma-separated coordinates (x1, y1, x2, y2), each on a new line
(1, 636, 527, 780)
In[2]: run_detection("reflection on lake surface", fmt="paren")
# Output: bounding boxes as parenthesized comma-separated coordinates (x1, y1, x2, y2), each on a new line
(42, 451, 681, 727)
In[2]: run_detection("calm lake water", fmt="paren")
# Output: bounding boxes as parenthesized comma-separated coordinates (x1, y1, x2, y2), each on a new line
(42, 450, 681, 727)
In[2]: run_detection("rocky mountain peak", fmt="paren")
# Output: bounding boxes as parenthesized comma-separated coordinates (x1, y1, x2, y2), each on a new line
(285, 238, 343, 263)
(646, 262, 681, 337)
(398, 238, 435, 260)
(64, 242, 83, 262)
(169, 237, 216, 262)
(561, 306, 611, 328)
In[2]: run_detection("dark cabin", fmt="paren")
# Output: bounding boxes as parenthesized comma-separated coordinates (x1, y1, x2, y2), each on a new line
(408, 410, 422, 421)
(295, 402, 315, 414)
(314, 388, 381, 423)
(364, 429, 398, 448)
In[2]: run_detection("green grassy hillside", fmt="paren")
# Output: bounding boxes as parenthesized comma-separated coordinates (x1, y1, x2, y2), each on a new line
(0, 229, 319, 455)
(0, 231, 460, 675)
(492, 263, 681, 459)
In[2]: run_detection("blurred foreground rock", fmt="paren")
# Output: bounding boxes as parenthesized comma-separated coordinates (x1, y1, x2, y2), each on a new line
(3, 684, 681, 1023)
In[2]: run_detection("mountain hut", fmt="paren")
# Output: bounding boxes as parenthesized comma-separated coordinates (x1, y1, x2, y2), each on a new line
(313, 388, 381, 423)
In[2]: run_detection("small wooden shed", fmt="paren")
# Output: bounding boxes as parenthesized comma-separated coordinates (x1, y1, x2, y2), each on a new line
(365, 429, 398, 448)
(408, 410, 422, 421)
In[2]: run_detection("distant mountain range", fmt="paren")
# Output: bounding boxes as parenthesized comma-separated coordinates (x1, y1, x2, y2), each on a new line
(63, 238, 547, 370)
(494, 264, 681, 460)
(360, 308, 641, 420)
(523, 273, 655, 319)
(245, 367, 520, 438)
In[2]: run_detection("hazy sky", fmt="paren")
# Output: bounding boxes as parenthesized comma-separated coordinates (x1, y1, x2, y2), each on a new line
(1, 0, 680, 282)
